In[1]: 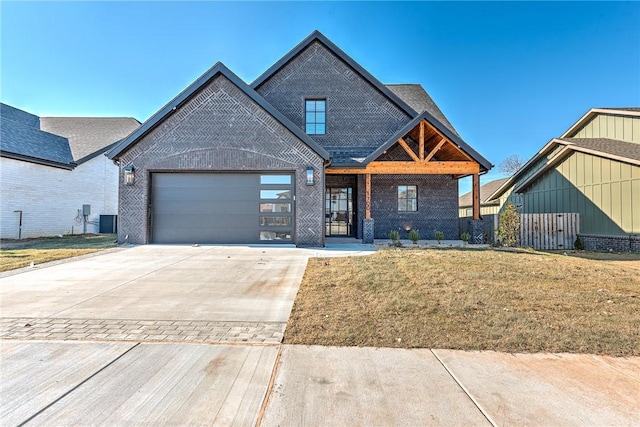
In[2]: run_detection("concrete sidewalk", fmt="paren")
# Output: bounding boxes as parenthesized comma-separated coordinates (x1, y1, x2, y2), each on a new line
(261, 346, 640, 426)
(2, 341, 638, 426)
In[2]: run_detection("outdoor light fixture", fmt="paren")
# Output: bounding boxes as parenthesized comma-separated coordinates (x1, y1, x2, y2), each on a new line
(306, 167, 314, 186)
(124, 165, 135, 186)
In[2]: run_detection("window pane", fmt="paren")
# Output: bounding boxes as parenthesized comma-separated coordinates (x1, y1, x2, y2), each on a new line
(398, 185, 407, 197)
(408, 199, 417, 211)
(260, 190, 291, 199)
(398, 198, 406, 211)
(316, 100, 325, 111)
(260, 175, 291, 185)
(306, 124, 315, 134)
(407, 185, 417, 198)
(305, 100, 315, 112)
(316, 112, 325, 124)
(260, 231, 292, 241)
(260, 203, 291, 213)
(316, 124, 325, 134)
(260, 216, 291, 227)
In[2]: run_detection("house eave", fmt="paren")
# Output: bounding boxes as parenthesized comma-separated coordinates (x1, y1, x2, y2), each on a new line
(1, 150, 76, 170)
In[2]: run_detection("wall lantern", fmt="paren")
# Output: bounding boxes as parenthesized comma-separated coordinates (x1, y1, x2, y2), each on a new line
(306, 167, 314, 186)
(124, 165, 135, 186)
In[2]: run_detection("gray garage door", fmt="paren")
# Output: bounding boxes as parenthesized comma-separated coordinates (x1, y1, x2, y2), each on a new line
(151, 173, 294, 244)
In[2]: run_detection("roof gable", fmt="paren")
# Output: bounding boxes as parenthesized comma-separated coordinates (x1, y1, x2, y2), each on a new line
(361, 111, 492, 172)
(562, 108, 640, 138)
(109, 62, 330, 160)
(251, 30, 417, 118)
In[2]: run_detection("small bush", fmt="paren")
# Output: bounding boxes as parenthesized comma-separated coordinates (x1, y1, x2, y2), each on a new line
(460, 232, 470, 243)
(496, 202, 520, 247)
(434, 230, 444, 244)
(388, 230, 402, 247)
(574, 236, 584, 251)
(409, 229, 420, 244)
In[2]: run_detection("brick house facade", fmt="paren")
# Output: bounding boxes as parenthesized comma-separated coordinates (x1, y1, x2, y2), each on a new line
(109, 31, 491, 246)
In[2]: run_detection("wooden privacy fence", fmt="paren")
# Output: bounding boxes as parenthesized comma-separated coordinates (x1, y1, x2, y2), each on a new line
(520, 213, 580, 250)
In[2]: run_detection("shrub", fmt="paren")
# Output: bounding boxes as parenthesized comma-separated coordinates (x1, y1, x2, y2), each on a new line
(496, 202, 520, 247)
(434, 230, 444, 244)
(389, 230, 402, 247)
(574, 236, 584, 251)
(460, 232, 470, 243)
(409, 229, 420, 244)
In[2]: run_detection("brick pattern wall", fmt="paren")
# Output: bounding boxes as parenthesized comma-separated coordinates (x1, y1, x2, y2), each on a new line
(0, 156, 118, 238)
(117, 75, 324, 246)
(370, 174, 459, 240)
(256, 41, 411, 154)
(579, 233, 640, 253)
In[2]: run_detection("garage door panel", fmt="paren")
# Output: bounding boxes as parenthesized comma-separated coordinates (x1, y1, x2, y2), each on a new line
(151, 172, 293, 244)
(154, 173, 257, 188)
(153, 214, 257, 228)
(153, 187, 257, 202)
(153, 201, 256, 215)
(153, 227, 258, 244)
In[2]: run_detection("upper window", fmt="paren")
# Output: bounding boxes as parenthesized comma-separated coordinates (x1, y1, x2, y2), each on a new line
(305, 99, 326, 135)
(398, 185, 417, 212)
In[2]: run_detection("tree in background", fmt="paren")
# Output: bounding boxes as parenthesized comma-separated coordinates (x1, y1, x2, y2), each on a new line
(498, 154, 524, 175)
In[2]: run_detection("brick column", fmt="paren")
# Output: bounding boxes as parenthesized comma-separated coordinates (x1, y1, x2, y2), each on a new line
(468, 219, 484, 244)
(363, 218, 375, 244)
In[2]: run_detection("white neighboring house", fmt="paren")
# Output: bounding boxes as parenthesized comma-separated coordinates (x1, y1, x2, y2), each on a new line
(0, 103, 139, 239)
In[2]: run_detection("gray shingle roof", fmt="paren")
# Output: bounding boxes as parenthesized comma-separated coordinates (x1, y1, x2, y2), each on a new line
(0, 103, 40, 128)
(557, 137, 640, 163)
(1, 102, 140, 168)
(327, 147, 371, 165)
(459, 177, 509, 207)
(1, 106, 74, 167)
(40, 117, 139, 162)
(385, 84, 460, 138)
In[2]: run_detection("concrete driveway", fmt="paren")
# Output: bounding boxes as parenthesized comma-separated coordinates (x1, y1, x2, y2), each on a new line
(0, 243, 374, 425)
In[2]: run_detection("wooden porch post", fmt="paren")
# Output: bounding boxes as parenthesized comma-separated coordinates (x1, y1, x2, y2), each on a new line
(365, 173, 371, 219)
(472, 173, 480, 220)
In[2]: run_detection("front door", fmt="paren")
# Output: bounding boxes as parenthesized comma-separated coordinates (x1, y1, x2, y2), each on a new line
(325, 187, 354, 236)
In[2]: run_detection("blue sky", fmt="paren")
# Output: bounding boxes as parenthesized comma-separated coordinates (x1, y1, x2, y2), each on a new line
(2, 1, 639, 194)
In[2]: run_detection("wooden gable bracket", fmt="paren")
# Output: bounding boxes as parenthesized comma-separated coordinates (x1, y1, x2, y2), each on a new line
(419, 121, 425, 160)
(397, 137, 420, 162)
(424, 137, 447, 162)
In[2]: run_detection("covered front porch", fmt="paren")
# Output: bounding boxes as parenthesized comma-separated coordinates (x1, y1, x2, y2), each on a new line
(324, 112, 488, 243)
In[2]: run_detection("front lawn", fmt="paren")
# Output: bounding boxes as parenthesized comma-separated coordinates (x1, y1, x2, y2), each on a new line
(285, 248, 640, 356)
(0, 234, 117, 272)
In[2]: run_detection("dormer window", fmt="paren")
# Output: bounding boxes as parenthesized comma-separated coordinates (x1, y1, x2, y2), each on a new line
(305, 99, 326, 135)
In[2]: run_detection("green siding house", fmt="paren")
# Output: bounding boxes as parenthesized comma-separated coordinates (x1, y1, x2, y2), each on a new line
(488, 108, 640, 252)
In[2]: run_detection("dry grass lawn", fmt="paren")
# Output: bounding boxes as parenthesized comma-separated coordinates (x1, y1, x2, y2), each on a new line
(0, 234, 117, 272)
(286, 248, 640, 356)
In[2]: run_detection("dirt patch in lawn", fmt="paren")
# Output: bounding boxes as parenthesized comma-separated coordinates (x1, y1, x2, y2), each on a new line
(0, 234, 117, 272)
(285, 248, 640, 356)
